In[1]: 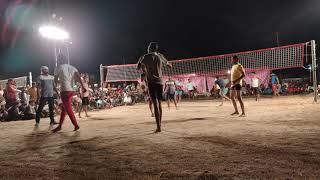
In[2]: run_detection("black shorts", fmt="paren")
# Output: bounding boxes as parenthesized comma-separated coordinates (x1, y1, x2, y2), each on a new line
(167, 92, 175, 100)
(253, 87, 261, 94)
(148, 83, 163, 100)
(231, 84, 242, 91)
(82, 97, 89, 105)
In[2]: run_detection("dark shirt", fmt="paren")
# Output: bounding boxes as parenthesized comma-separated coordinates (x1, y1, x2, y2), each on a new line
(37, 75, 55, 98)
(215, 79, 225, 88)
(137, 52, 168, 84)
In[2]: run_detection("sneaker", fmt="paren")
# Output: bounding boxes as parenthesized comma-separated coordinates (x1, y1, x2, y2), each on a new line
(74, 126, 80, 131)
(52, 126, 62, 133)
(50, 121, 59, 125)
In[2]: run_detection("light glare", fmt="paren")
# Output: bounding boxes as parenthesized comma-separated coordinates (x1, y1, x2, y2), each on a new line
(39, 25, 69, 40)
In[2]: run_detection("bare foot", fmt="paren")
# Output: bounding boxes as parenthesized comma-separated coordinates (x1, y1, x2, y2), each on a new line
(219, 103, 223, 106)
(231, 112, 239, 116)
(85, 115, 90, 117)
(239, 114, 246, 117)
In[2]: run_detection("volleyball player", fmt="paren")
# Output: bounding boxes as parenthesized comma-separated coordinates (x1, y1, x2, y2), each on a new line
(140, 72, 154, 117)
(137, 42, 172, 133)
(229, 56, 246, 117)
(215, 76, 231, 106)
(164, 77, 177, 109)
(175, 79, 183, 104)
(251, 72, 261, 101)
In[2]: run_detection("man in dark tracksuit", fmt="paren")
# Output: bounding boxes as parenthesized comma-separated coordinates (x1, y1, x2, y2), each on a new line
(35, 66, 57, 126)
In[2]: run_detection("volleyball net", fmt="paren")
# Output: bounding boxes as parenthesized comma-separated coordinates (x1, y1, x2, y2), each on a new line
(102, 43, 310, 93)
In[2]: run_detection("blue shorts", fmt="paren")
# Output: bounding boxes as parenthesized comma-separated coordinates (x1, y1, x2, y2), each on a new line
(220, 87, 229, 95)
(175, 90, 183, 96)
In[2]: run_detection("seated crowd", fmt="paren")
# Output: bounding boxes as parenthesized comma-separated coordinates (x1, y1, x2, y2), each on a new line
(0, 72, 314, 122)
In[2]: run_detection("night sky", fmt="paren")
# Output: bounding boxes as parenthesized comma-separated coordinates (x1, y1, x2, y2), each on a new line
(1, 0, 320, 79)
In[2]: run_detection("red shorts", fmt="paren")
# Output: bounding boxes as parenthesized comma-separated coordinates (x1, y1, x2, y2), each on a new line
(272, 84, 278, 92)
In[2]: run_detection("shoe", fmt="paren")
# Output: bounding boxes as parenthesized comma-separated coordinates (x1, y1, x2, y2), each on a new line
(154, 128, 161, 133)
(52, 126, 62, 133)
(35, 123, 39, 127)
(50, 121, 58, 125)
(74, 126, 80, 131)
(151, 113, 155, 117)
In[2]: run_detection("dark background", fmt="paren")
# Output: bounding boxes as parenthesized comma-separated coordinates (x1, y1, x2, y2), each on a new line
(1, 0, 320, 79)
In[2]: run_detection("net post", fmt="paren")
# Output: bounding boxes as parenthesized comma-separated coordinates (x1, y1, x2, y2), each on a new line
(311, 40, 318, 102)
(100, 64, 103, 90)
(29, 72, 32, 86)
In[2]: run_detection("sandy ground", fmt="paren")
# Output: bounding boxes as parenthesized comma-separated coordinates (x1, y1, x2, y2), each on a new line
(1, 95, 320, 180)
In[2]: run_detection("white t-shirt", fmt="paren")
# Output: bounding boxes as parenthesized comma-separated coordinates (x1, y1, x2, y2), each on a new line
(186, 82, 194, 91)
(251, 77, 259, 88)
(54, 64, 78, 92)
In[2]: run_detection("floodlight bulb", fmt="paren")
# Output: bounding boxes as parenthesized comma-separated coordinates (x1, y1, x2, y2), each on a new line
(39, 25, 70, 40)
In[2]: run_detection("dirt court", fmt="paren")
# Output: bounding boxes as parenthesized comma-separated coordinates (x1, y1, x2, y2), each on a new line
(1, 95, 320, 180)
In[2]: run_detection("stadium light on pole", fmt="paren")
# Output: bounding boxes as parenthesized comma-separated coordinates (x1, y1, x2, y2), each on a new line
(38, 25, 69, 40)
(38, 24, 71, 66)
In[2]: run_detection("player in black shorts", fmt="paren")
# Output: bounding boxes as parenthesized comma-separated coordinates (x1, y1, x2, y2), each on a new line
(229, 56, 246, 117)
(137, 42, 172, 133)
(140, 72, 154, 117)
(164, 77, 177, 109)
(78, 74, 90, 118)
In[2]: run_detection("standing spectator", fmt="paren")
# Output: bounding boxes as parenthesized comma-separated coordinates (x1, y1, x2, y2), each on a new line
(52, 54, 86, 132)
(28, 82, 38, 104)
(35, 66, 57, 126)
(20, 87, 28, 107)
(137, 42, 172, 133)
(78, 74, 90, 118)
(186, 79, 194, 99)
(229, 56, 246, 117)
(271, 73, 280, 97)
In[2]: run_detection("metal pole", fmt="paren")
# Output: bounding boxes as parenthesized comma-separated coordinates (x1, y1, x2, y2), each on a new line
(54, 44, 58, 67)
(311, 40, 318, 102)
(66, 44, 70, 64)
(29, 72, 32, 86)
(100, 64, 103, 89)
(276, 32, 280, 47)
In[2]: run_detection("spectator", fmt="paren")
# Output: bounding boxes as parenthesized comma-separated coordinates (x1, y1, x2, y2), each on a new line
(0, 101, 8, 121)
(23, 100, 36, 120)
(28, 82, 38, 103)
(0, 85, 4, 98)
(5, 79, 17, 108)
(271, 73, 280, 97)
